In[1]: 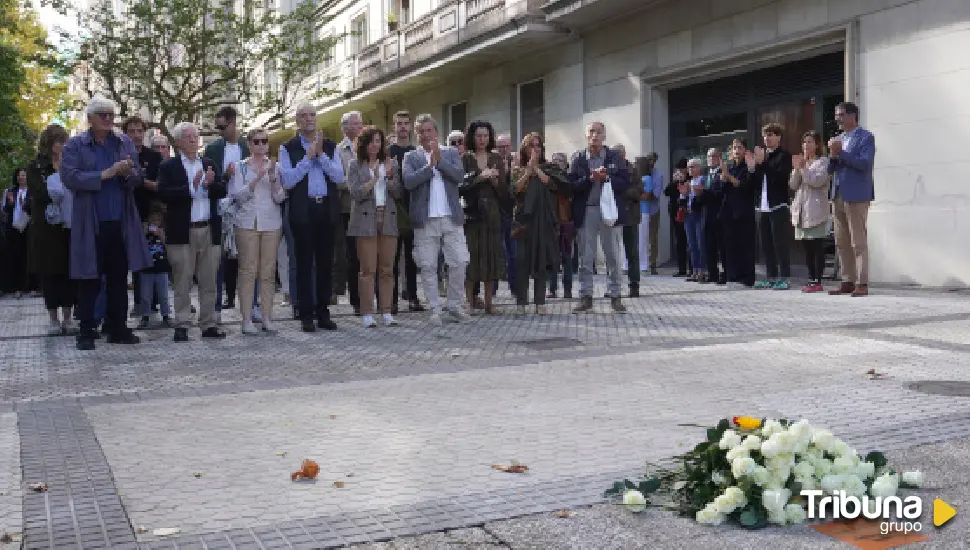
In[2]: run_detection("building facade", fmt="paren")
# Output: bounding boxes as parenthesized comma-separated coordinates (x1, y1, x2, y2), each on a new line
(266, 0, 970, 287)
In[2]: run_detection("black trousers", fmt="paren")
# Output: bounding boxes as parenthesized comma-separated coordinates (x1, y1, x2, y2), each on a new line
(222, 257, 239, 305)
(42, 274, 74, 310)
(393, 232, 418, 302)
(759, 208, 792, 279)
(802, 238, 826, 283)
(669, 215, 688, 273)
(76, 221, 129, 335)
(704, 218, 726, 280)
(3, 228, 28, 293)
(514, 242, 547, 306)
(723, 213, 757, 286)
(341, 213, 360, 308)
(621, 224, 640, 288)
(293, 200, 336, 323)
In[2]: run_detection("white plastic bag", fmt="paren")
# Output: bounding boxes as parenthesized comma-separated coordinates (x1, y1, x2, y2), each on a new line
(599, 178, 618, 227)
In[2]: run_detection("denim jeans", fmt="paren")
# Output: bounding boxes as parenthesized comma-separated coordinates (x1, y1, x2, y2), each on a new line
(139, 272, 172, 316)
(685, 211, 706, 271)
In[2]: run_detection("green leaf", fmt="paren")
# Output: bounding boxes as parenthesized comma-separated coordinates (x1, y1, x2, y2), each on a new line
(717, 418, 731, 432)
(739, 505, 766, 529)
(624, 479, 638, 490)
(604, 481, 625, 497)
(707, 428, 719, 443)
(639, 478, 662, 494)
(866, 451, 888, 470)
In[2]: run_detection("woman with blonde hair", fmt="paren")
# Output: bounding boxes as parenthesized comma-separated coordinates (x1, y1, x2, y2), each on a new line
(229, 127, 285, 334)
(789, 130, 831, 293)
(27, 124, 74, 334)
(347, 126, 402, 328)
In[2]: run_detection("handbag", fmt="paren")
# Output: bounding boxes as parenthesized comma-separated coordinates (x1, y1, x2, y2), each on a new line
(45, 203, 62, 225)
(599, 178, 618, 227)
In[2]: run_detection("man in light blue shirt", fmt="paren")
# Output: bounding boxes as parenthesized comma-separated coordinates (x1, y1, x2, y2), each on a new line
(641, 152, 664, 274)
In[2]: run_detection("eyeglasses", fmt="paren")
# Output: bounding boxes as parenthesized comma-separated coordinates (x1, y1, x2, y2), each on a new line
(251, 138, 269, 145)
(450, 139, 463, 146)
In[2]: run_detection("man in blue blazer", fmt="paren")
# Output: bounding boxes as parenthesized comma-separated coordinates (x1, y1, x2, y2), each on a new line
(568, 121, 630, 314)
(827, 102, 876, 297)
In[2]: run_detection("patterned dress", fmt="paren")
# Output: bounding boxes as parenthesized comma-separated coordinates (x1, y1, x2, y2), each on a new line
(461, 152, 508, 283)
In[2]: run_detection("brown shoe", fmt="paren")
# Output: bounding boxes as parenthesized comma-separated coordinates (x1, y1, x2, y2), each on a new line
(851, 284, 869, 297)
(828, 282, 856, 295)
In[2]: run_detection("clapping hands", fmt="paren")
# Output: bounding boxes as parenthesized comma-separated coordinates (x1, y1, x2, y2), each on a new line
(792, 154, 806, 170)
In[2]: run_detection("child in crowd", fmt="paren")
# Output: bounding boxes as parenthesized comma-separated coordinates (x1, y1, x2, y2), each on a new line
(137, 209, 172, 328)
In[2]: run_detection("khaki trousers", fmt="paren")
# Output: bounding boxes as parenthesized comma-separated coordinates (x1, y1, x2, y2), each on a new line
(236, 227, 282, 322)
(168, 225, 221, 330)
(355, 212, 397, 315)
(832, 197, 870, 285)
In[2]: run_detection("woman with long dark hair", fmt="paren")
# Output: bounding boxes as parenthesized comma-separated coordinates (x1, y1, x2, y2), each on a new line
(719, 138, 757, 287)
(27, 124, 74, 334)
(460, 120, 507, 314)
(789, 130, 831, 293)
(510, 132, 568, 314)
(3, 167, 30, 297)
(347, 126, 402, 328)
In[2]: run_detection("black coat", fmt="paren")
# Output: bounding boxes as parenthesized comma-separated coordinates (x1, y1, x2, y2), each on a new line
(156, 156, 226, 246)
(750, 148, 793, 209)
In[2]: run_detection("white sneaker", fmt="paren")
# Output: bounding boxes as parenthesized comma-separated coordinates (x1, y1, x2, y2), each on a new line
(446, 308, 472, 323)
(429, 311, 443, 326)
(48, 320, 62, 336)
(362, 315, 377, 328)
(251, 305, 263, 323)
(261, 319, 278, 334)
(242, 321, 259, 335)
(382, 313, 397, 326)
(280, 294, 291, 307)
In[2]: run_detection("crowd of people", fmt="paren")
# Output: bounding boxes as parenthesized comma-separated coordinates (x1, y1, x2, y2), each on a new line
(0, 96, 875, 351)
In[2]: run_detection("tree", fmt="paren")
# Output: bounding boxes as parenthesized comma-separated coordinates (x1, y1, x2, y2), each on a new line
(58, 0, 341, 139)
(251, 0, 340, 130)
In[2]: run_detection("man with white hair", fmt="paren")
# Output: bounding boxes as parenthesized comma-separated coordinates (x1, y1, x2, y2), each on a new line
(278, 103, 344, 332)
(157, 122, 227, 342)
(60, 95, 153, 350)
(403, 114, 470, 325)
(151, 134, 172, 160)
(334, 110, 363, 313)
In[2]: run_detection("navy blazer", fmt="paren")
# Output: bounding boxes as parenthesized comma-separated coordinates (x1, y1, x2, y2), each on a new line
(156, 156, 227, 246)
(567, 146, 630, 228)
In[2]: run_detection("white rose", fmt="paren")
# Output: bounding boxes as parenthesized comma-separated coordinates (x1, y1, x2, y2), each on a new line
(804, 448, 824, 464)
(785, 503, 807, 524)
(815, 459, 834, 478)
(762, 488, 791, 513)
(724, 486, 748, 509)
(812, 430, 836, 452)
(788, 419, 813, 442)
(870, 473, 899, 499)
(831, 440, 854, 458)
(769, 464, 792, 486)
(726, 445, 749, 463)
(760, 439, 780, 458)
(833, 456, 857, 475)
(844, 475, 868, 498)
(800, 477, 817, 491)
(696, 504, 724, 525)
(767, 509, 788, 525)
(856, 462, 876, 480)
(902, 470, 924, 487)
(820, 474, 844, 493)
(719, 429, 743, 450)
(752, 466, 771, 487)
(762, 420, 785, 439)
(776, 432, 797, 453)
(732, 456, 757, 479)
(793, 461, 815, 481)
(622, 489, 647, 513)
(713, 494, 736, 515)
(742, 435, 762, 452)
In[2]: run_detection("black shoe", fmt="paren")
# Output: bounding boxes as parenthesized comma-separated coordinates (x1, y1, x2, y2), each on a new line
(408, 301, 426, 312)
(717, 277, 728, 286)
(107, 330, 140, 345)
(301, 320, 316, 333)
(603, 292, 610, 298)
(160, 316, 172, 328)
(317, 318, 338, 331)
(391, 303, 399, 315)
(673, 271, 688, 277)
(137, 316, 150, 330)
(572, 296, 594, 314)
(76, 332, 96, 351)
(564, 289, 573, 299)
(190, 305, 197, 314)
(611, 297, 628, 313)
(174, 328, 189, 342)
(629, 287, 640, 298)
(201, 327, 226, 339)
(650, 268, 659, 275)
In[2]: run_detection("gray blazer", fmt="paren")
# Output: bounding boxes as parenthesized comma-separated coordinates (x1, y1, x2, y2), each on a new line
(347, 158, 402, 237)
(402, 145, 464, 229)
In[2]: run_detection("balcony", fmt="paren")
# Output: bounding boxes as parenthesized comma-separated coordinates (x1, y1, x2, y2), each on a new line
(353, 0, 559, 89)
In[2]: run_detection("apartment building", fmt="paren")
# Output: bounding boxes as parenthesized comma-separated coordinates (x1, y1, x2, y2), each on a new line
(261, 0, 970, 287)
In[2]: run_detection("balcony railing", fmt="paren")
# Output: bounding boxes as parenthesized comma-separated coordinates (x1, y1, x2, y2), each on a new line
(353, 0, 545, 87)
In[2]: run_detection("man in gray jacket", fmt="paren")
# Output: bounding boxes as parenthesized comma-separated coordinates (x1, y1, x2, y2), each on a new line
(402, 114, 471, 325)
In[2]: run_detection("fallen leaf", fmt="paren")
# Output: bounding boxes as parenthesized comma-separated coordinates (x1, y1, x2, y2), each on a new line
(28, 483, 47, 493)
(491, 464, 529, 473)
(345, 473, 354, 478)
(291, 459, 320, 481)
(275, 451, 288, 458)
(333, 481, 345, 488)
(135, 526, 148, 534)
(553, 510, 571, 518)
(192, 472, 202, 478)
(152, 527, 181, 537)
(328, 414, 338, 420)
(865, 368, 888, 380)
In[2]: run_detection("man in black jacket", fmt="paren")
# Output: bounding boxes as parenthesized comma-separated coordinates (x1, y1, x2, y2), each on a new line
(157, 122, 227, 342)
(750, 123, 793, 290)
(701, 148, 727, 284)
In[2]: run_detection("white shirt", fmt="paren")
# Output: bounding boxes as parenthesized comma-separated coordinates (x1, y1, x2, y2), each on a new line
(374, 164, 387, 207)
(230, 159, 284, 231)
(181, 153, 210, 223)
(12, 187, 28, 227)
(223, 142, 241, 174)
(424, 149, 451, 218)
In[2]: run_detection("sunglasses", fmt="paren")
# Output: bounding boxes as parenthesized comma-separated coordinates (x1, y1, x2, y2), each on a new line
(251, 138, 269, 145)
(215, 124, 227, 131)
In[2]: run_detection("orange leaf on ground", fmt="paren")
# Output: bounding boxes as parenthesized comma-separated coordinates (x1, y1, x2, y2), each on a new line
(333, 481, 345, 488)
(291, 459, 320, 481)
(491, 464, 529, 473)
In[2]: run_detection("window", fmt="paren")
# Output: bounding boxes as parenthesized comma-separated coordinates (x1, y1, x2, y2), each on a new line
(517, 79, 544, 143)
(449, 102, 467, 133)
(822, 94, 845, 142)
(350, 12, 368, 55)
(318, 27, 335, 70)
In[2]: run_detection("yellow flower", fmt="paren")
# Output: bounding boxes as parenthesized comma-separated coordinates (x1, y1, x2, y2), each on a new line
(733, 416, 762, 430)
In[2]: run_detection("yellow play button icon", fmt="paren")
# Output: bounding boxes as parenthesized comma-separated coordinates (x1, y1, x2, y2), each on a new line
(934, 498, 956, 527)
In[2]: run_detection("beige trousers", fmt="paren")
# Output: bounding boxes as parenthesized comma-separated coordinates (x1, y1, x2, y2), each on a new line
(168, 225, 221, 330)
(356, 214, 397, 315)
(236, 227, 282, 322)
(832, 197, 870, 285)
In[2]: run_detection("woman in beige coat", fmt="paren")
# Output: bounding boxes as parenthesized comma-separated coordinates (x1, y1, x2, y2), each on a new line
(789, 130, 831, 293)
(347, 126, 402, 328)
